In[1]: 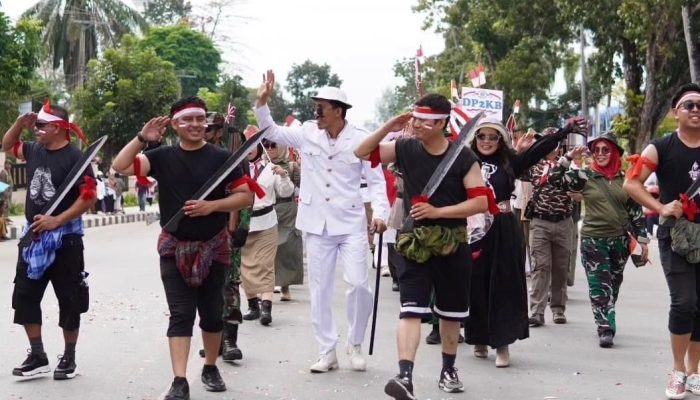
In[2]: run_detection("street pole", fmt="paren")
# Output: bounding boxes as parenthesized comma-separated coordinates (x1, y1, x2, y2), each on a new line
(682, 2, 698, 82)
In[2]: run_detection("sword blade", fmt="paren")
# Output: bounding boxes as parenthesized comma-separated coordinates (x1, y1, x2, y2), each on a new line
(685, 177, 700, 199)
(400, 112, 485, 232)
(162, 128, 268, 233)
(19, 136, 108, 247)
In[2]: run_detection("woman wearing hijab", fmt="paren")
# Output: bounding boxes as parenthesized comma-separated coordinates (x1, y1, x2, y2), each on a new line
(265, 139, 303, 301)
(465, 117, 586, 367)
(240, 127, 295, 325)
(549, 131, 649, 348)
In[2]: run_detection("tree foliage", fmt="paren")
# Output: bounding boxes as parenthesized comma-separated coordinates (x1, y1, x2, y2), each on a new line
(73, 35, 179, 161)
(143, 0, 192, 26)
(285, 60, 342, 121)
(139, 23, 221, 98)
(0, 14, 43, 131)
(21, 0, 146, 91)
(197, 74, 251, 133)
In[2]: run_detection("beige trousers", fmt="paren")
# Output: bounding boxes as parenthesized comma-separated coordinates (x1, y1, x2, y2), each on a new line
(529, 217, 573, 316)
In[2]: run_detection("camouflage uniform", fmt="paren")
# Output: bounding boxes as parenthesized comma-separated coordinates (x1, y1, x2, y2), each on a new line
(580, 236, 629, 335)
(223, 207, 250, 324)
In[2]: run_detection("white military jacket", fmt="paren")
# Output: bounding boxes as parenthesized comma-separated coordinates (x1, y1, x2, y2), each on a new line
(255, 104, 389, 236)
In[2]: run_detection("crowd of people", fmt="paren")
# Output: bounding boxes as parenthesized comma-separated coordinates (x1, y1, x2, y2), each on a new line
(2, 77, 700, 400)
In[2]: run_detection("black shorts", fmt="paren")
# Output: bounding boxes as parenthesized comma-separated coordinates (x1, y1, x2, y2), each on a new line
(396, 243, 471, 322)
(160, 257, 226, 337)
(12, 234, 86, 331)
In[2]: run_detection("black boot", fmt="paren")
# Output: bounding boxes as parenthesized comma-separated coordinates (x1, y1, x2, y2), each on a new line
(222, 324, 243, 362)
(260, 300, 272, 326)
(243, 298, 260, 321)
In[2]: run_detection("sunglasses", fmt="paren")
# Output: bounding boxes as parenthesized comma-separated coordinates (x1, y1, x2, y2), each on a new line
(679, 101, 700, 111)
(34, 122, 52, 129)
(205, 125, 219, 133)
(262, 141, 277, 149)
(476, 133, 500, 142)
(592, 146, 611, 155)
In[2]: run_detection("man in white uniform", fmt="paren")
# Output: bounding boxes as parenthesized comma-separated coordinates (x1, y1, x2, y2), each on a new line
(255, 70, 388, 373)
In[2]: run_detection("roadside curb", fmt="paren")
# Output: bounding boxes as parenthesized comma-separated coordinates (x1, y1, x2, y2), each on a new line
(6, 212, 160, 241)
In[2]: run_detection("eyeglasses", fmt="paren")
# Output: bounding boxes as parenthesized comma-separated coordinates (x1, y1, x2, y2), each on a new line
(476, 133, 501, 142)
(592, 146, 611, 155)
(34, 122, 52, 129)
(678, 101, 700, 111)
(262, 140, 277, 149)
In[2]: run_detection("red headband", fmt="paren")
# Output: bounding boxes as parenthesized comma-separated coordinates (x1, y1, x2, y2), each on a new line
(37, 99, 88, 145)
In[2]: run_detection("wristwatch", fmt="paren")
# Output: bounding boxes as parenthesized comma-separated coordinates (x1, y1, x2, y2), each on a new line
(136, 132, 147, 144)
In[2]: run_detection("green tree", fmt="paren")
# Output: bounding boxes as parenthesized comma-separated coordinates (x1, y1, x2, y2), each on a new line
(143, 0, 192, 26)
(0, 14, 42, 130)
(198, 74, 252, 134)
(21, 0, 146, 91)
(73, 35, 179, 161)
(285, 60, 342, 121)
(139, 23, 221, 97)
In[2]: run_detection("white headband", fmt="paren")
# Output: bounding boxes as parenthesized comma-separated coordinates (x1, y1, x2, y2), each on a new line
(172, 106, 206, 120)
(676, 92, 700, 108)
(37, 108, 64, 123)
(412, 106, 450, 120)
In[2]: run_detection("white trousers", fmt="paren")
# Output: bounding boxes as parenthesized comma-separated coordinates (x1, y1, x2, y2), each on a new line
(304, 230, 373, 354)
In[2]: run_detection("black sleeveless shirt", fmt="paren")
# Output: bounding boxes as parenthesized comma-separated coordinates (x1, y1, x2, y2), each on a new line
(653, 132, 700, 222)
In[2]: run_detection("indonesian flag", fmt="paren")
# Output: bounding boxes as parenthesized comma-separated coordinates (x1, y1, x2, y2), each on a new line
(513, 99, 522, 114)
(469, 69, 480, 88)
(477, 64, 486, 86)
(450, 80, 459, 101)
(285, 115, 302, 128)
(415, 46, 424, 92)
(449, 105, 470, 141)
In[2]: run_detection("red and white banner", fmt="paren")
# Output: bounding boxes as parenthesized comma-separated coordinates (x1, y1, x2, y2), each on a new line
(449, 105, 470, 141)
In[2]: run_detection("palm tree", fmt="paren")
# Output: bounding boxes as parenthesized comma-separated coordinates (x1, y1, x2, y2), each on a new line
(22, 0, 147, 91)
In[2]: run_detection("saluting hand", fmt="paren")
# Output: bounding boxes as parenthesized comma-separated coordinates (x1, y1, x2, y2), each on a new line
(31, 214, 60, 233)
(384, 113, 412, 133)
(16, 113, 37, 130)
(183, 200, 216, 217)
(140, 117, 170, 142)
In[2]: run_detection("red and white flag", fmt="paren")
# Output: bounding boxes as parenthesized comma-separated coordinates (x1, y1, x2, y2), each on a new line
(449, 105, 470, 141)
(505, 113, 517, 136)
(513, 99, 521, 114)
(469, 70, 480, 87)
(415, 45, 424, 93)
(477, 64, 486, 86)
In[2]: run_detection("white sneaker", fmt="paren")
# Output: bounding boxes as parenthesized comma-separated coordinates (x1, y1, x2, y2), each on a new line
(666, 370, 687, 399)
(310, 350, 338, 373)
(347, 345, 366, 371)
(687, 373, 700, 395)
(381, 266, 391, 277)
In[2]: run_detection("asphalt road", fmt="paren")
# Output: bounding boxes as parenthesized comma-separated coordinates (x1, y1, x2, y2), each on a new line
(0, 222, 674, 399)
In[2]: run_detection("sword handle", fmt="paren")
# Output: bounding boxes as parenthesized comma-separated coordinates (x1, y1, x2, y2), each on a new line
(400, 216, 415, 233)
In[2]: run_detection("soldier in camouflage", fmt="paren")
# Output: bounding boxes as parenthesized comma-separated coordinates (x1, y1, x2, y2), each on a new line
(549, 131, 648, 348)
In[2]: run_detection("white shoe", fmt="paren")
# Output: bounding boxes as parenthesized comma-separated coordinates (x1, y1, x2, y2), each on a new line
(687, 373, 700, 395)
(381, 266, 391, 277)
(310, 350, 338, 373)
(347, 345, 366, 371)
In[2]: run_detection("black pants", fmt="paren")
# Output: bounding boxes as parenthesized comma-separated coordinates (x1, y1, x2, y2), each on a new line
(12, 235, 86, 330)
(160, 257, 226, 337)
(659, 226, 700, 339)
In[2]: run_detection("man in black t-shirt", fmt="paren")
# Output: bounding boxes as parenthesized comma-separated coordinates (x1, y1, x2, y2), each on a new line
(112, 97, 254, 400)
(355, 94, 489, 400)
(625, 83, 700, 399)
(2, 101, 96, 381)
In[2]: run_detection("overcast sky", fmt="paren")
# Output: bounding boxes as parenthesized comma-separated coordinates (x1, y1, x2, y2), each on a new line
(2, 0, 445, 126)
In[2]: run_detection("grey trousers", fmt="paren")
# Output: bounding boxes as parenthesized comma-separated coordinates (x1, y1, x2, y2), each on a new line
(529, 217, 573, 316)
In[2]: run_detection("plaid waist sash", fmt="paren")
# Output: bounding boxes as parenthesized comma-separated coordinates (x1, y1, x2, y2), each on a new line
(21, 218, 84, 280)
(157, 228, 231, 287)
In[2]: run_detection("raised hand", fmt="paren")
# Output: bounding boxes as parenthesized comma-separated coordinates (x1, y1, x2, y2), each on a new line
(140, 116, 170, 142)
(16, 113, 37, 130)
(256, 70, 276, 106)
(565, 116, 589, 136)
(567, 145, 587, 161)
(384, 112, 412, 133)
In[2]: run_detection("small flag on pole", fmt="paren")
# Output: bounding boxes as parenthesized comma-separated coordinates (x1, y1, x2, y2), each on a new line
(513, 99, 522, 114)
(449, 105, 470, 141)
(477, 64, 486, 86)
(469, 70, 480, 87)
(224, 102, 236, 124)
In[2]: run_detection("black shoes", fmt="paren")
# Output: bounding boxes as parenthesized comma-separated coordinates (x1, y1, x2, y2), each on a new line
(385, 375, 416, 400)
(438, 367, 464, 393)
(201, 365, 226, 392)
(53, 354, 78, 380)
(12, 350, 50, 377)
(222, 324, 243, 362)
(599, 331, 614, 348)
(243, 298, 260, 321)
(164, 377, 190, 400)
(260, 300, 272, 326)
(425, 327, 441, 345)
